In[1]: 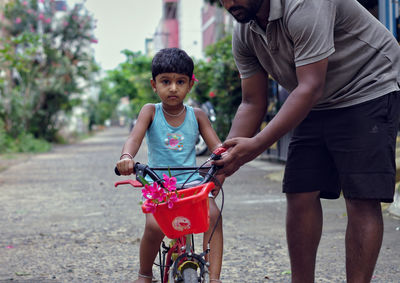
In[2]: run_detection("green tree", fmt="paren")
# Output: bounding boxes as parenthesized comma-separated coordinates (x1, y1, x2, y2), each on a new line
(96, 50, 154, 123)
(0, 0, 99, 151)
(193, 35, 242, 140)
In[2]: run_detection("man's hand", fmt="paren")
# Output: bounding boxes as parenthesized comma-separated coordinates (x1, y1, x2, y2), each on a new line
(214, 137, 264, 177)
(116, 158, 135, 175)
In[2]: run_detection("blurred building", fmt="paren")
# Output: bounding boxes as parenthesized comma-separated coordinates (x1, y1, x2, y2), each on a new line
(201, 2, 232, 52)
(152, 0, 220, 59)
(153, 0, 179, 51)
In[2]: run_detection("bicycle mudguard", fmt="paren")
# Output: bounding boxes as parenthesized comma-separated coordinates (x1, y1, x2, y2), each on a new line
(114, 179, 143, 188)
(178, 260, 199, 272)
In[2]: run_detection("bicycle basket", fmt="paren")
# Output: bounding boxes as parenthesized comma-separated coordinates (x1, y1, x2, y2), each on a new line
(142, 182, 215, 239)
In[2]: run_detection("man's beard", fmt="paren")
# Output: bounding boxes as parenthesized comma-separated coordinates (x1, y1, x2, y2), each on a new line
(228, 0, 264, 23)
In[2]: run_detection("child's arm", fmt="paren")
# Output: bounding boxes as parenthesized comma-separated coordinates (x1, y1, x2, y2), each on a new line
(194, 108, 226, 190)
(194, 107, 221, 152)
(116, 104, 154, 175)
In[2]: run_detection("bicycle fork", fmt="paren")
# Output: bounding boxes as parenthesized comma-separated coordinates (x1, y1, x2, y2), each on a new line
(165, 235, 210, 283)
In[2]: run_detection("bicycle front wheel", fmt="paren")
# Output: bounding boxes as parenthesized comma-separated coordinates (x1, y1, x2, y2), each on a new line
(182, 267, 199, 283)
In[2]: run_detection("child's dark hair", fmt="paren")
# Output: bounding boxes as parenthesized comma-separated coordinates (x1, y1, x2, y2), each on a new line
(151, 48, 194, 80)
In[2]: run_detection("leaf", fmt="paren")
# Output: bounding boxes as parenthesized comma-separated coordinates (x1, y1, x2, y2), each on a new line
(281, 270, 291, 275)
(137, 175, 149, 185)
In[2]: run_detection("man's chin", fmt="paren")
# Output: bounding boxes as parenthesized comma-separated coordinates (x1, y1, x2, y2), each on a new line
(232, 15, 252, 23)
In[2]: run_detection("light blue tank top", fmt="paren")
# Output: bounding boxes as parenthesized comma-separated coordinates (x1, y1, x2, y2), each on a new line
(146, 103, 202, 184)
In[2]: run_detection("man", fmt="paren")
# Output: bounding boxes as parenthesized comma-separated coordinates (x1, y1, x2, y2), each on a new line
(215, 0, 400, 282)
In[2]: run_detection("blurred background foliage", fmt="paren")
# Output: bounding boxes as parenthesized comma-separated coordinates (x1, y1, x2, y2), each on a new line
(0, 0, 241, 153)
(0, 0, 99, 152)
(99, 35, 241, 141)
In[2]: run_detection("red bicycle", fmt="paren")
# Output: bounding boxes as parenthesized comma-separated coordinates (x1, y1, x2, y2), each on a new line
(115, 148, 225, 283)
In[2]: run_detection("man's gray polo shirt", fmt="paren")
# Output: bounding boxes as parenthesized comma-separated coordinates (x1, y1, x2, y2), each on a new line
(232, 0, 400, 109)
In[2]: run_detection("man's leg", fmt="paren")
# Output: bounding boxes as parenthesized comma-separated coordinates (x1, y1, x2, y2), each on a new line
(345, 199, 383, 283)
(286, 191, 322, 283)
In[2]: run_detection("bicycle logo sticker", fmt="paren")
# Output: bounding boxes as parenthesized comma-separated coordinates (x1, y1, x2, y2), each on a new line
(172, 216, 191, 231)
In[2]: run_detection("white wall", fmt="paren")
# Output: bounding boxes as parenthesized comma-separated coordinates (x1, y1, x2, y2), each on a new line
(178, 1, 203, 59)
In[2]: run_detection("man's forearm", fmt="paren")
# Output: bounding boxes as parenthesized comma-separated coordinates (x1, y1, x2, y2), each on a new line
(226, 102, 267, 140)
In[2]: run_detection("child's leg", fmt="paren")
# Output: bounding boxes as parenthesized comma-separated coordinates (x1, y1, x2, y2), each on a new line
(134, 214, 165, 283)
(203, 198, 223, 281)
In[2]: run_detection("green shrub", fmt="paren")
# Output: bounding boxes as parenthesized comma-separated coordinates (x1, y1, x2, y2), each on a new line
(0, 132, 51, 154)
(17, 133, 51, 153)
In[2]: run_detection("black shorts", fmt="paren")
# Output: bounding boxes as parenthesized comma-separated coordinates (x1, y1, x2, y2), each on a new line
(283, 92, 400, 203)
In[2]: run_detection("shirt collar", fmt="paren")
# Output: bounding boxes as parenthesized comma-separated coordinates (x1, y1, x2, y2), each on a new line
(249, 0, 283, 32)
(269, 0, 284, 21)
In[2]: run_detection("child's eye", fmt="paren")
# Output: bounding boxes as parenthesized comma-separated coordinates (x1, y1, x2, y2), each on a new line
(162, 80, 170, 85)
(177, 80, 185, 85)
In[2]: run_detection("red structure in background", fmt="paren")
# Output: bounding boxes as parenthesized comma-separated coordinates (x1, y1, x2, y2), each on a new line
(202, 4, 219, 51)
(159, 0, 179, 48)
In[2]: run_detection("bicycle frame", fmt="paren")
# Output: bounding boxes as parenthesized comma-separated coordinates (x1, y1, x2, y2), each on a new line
(114, 147, 225, 283)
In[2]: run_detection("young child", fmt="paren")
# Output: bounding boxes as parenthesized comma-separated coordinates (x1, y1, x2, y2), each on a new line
(116, 48, 224, 283)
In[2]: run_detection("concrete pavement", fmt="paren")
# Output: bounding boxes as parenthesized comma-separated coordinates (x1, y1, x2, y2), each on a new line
(0, 126, 398, 282)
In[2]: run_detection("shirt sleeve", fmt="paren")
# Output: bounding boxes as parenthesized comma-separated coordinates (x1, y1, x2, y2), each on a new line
(232, 24, 263, 79)
(286, 0, 336, 67)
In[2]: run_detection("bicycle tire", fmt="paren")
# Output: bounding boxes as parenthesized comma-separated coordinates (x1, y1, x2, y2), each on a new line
(182, 267, 199, 283)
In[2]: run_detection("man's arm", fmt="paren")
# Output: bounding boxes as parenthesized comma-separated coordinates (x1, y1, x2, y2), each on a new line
(253, 58, 328, 149)
(226, 70, 269, 140)
(217, 58, 328, 176)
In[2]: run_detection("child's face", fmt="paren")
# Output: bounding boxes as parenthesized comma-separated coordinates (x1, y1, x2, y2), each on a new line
(151, 73, 194, 107)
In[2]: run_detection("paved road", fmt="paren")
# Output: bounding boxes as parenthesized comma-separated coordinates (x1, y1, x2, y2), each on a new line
(0, 127, 399, 282)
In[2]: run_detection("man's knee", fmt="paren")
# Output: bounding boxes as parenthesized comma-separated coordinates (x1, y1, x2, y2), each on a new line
(345, 199, 382, 220)
(286, 191, 321, 209)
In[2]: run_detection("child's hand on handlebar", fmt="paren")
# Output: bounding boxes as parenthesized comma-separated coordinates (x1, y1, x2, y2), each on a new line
(116, 158, 135, 175)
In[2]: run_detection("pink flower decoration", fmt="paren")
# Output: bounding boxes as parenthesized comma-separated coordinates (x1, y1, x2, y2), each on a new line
(141, 175, 180, 211)
(209, 91, 216, 98)
(63, 21, 69, 27)
(142, 182, 166, 202)
(162, 174, 177, 192)
(166, 193, 178, 209)
(143, 201, 156, 213)
(38, 13, 44, 20)
(39, 0, 44, 3)
(90, 38, 98, 44)
(192, 74, 199, 82)
(45, 18, 51, 24)
(22, 1, 28, 6)
(15, 17, 21, 24)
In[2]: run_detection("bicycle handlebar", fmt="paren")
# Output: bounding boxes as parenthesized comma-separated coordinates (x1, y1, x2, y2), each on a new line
(114, 147, 226, 187)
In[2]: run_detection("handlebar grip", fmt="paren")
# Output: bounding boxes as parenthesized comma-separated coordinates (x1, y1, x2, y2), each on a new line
(209, 147, 227, 161)
(212, 147, 227, 155)
(114, 167, 121, 176)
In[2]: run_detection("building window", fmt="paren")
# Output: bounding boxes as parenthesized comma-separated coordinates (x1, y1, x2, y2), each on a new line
(164, 2, 177, 19)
